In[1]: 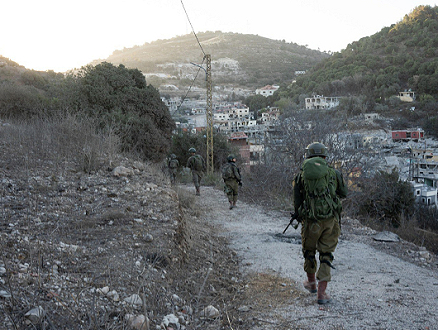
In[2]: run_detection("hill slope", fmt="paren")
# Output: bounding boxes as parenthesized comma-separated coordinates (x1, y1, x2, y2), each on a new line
(99, 31, 330, 89)
(284, 5, 438, 102)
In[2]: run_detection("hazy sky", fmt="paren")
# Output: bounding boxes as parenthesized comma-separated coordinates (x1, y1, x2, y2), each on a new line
(1, 0, 437, 72)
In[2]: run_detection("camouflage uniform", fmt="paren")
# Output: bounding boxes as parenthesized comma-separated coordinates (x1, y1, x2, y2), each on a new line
(223, 160, 242, 208)
(293, 163, 347, 281)
(186, 151, 205, 195)
(168, 155, 179, 185)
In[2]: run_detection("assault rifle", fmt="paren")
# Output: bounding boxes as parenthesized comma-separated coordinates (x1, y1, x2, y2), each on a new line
(283, 212, 301, 234)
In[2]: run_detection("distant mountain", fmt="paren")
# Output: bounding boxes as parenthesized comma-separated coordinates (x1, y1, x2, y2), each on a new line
(97, 31, 330, 90)
(283, 5, 438, 102)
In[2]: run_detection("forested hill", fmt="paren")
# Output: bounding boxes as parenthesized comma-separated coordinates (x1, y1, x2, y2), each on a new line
(99, 31, 330, 88)
(282, 5, 438, 103)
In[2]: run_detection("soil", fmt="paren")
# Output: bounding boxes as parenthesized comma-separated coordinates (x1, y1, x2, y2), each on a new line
(185, 184, 438, 330)
(1, 132, 438, 330)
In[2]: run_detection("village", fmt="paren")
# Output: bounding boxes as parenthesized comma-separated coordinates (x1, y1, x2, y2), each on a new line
(161, 85, 438, 210)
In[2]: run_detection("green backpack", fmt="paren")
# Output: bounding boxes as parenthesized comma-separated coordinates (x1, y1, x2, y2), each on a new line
(169, 159, 179, 169)
(298, 157, 340, 221)
(193, 155, 204, 171)
(221, 163, 234, 180)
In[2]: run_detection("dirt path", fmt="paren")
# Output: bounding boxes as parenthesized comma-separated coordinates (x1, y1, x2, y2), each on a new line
(184, 184, 438, 330)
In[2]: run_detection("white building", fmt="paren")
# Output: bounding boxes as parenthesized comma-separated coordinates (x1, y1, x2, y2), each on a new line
(411, 181, 437, 206)
(255, 85, 280, 97)
(260, 108, 280, 124)
(397, 90, 416, 102)
(305, 95, 340, 110)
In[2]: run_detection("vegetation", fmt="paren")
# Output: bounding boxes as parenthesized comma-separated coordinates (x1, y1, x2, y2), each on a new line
(0, 59, 175, 162)
(278, 6, 438, 119)
(101, 31, 330, 89)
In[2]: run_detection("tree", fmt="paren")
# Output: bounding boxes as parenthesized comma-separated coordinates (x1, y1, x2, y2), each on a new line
(64, 62, 175, 161)
(357, 169, 415, 227)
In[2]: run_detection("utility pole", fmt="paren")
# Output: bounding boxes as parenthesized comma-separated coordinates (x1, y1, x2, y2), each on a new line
(205, 54, 214, 174)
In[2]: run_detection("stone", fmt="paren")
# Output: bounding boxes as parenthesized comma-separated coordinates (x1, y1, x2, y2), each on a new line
(25, 306, 45, 323)
(162, 314, 180, 329)
(125, 314, 149, 330)
(0, 290, 11, 298)
(373, 231, 400, 242)
(124, 294, 143, 307)
(112, 166, 134, 177)
(200, 305, 220, 319)
(97, 286, 110, 295)
(107, 290, 120, 302)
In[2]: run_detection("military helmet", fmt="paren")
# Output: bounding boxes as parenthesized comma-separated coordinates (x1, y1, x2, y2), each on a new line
(227, 154, 235, 162)
(306, 142, 328, 158)
(188, 147, 196, 153)
(171, 154, 177, 159)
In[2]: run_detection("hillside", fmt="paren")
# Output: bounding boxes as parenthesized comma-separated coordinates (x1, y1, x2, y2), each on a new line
(1, 118, 437, 329)
(99, 31, 330, 89)
(284, 5, 438, 103)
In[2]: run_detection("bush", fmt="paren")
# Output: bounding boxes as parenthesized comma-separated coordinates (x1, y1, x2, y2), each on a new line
(357, 169, 415, 227)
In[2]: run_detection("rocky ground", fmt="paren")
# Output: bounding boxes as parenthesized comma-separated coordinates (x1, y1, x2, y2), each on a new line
(1, 120, 438, 329)
(0, 145, 254, 329)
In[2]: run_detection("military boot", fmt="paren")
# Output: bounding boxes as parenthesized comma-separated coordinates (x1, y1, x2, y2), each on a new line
(229, 202, 234, 210)
(196, 187, 200, 196)
(303, 273, 317, 293)
(317, 281, 331, 304)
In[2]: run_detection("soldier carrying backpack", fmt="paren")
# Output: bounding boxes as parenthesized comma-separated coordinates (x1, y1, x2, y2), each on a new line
(186, 147, 206, 196)
(168, 154, 179, 185)
(222, 154, 242, 209)
(293, 142, 347, 305)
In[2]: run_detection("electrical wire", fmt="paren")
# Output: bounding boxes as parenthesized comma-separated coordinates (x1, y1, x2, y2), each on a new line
(177, 58, 205, 109)
(177, 0, 207, 110)
(180, 0, 205, 56)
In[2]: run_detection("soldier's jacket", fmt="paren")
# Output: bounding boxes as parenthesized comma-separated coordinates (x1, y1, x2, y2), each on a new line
(186, 154, 205, 172)
(293, 159, 347, 217)
(226, 163, 242, 182)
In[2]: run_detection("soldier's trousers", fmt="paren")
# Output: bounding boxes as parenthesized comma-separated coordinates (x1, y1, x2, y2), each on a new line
(301, 217, 340, 282)
(191, 170, 203, 188)
(224, 179, 239, 203)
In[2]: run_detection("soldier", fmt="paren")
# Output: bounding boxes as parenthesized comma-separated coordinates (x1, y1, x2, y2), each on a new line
(186, 147, 205, 196)
(222, 154, 242, 209)
(168, 154, 179, 185)
(293, 142, 347, 305)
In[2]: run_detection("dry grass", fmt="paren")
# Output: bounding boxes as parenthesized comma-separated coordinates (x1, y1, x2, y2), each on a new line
(0, 114, 120, 174)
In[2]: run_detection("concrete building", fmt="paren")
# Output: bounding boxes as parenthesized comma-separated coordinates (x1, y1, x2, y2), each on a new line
(305, 95, 340, 110)
(255, 85, 280, 97)
(397, 90, 416, 102)
(411, 181, 437, 206)
(259, 108, 280, 125)
(229, 132, 250, 171)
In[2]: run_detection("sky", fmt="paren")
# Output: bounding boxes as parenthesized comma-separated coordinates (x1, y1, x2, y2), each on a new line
(1, 0, 437, 72)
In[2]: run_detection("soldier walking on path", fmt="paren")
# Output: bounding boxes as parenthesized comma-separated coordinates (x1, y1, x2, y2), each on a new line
(168, 154, 179, 185)
(186, 147, 206, 196)
(222, 154, 242, 209)
(293, 142, 347, 305)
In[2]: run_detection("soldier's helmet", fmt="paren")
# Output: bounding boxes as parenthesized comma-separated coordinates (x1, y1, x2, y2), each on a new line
(188, 147, 196, 153)
(306, 142, 328, 158)
(227, 154, 235, 162)
(171, 154, 177, 159)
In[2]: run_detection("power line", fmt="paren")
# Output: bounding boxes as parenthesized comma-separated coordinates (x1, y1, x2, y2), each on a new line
(180, 0, 205, 56)
(177, 58, 205, 109)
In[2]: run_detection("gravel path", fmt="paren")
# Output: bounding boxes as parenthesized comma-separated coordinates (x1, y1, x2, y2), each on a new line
(187, 184, 438, 330)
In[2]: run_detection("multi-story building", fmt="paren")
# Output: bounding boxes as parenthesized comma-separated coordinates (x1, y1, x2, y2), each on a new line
(305, 95, 340, 110)
(411, 181, 437, 206)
